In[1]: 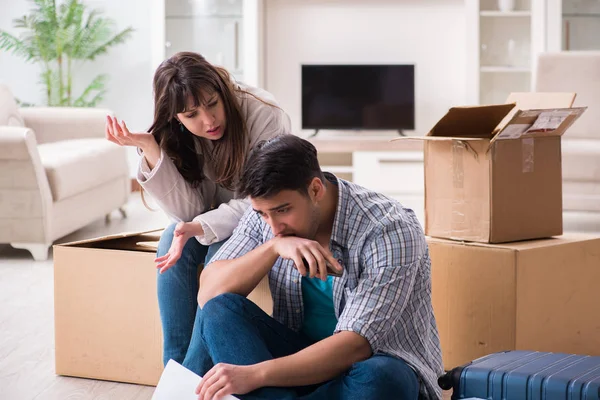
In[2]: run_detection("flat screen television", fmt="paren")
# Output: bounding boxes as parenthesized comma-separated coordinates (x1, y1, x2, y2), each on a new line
(301, 64, 415, 133)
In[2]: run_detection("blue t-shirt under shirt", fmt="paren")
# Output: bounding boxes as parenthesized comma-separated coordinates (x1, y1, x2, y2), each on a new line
(300, 275, 338, 342)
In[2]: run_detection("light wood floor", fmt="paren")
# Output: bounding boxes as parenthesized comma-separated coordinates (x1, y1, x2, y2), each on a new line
(0, 193, 169, 400)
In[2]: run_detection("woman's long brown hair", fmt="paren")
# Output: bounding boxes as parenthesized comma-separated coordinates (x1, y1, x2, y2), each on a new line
(148, 52, 249, 191)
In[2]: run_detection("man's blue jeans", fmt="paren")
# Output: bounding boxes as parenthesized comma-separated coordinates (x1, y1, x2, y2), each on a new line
(156, 223, 224, 366)
(182, 292, 420, 400)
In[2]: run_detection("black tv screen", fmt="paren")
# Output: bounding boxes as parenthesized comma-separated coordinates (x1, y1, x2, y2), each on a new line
(301, 64, 415, 131)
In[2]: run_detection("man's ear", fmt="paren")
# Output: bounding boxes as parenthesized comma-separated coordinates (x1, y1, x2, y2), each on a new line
(309, 177, 325, 203)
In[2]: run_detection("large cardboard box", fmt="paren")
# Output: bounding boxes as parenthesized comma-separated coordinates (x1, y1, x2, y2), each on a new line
(400, 94, 585, 243)
(53, 231, 273, 386)
(429, 235, 600, 370)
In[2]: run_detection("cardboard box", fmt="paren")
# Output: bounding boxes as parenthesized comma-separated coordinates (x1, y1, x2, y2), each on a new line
(54, 231, 273, 386)
(428, 234, 600, 370)
(398, 93, 586, 243)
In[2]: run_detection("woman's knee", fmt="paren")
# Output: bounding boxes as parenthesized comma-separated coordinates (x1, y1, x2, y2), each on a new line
(158, 223, 208, 263)
(157, 223, 177, 256)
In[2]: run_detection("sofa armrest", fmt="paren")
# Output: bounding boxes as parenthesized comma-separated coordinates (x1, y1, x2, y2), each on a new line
(0, 126, 53, 243)
(18, 107, 112, 145)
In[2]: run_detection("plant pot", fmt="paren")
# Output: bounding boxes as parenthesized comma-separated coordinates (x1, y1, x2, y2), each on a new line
(498, 0, 516, 12)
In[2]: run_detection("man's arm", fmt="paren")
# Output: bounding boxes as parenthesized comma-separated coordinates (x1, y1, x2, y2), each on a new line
(254, 331, 372, 387)
(198, 207, 342, 307)
(195, 331, 371, 399)
(197, 208, 271, 307)
(198, 240, 278, 307)
(199, 234, 341, 307)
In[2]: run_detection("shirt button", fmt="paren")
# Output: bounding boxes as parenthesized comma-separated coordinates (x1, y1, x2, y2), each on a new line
(337, 259, 343, 265)
(293, 278, 298, 283)
(295, 309, 301, 313)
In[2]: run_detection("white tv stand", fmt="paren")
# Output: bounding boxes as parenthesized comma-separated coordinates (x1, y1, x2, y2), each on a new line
(307, 129, 408, 138)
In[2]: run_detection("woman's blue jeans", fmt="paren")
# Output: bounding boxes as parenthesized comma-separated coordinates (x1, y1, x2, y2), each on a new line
(156, 223, 224, 366)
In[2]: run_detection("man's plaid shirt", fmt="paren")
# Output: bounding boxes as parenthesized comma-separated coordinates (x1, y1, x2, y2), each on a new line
(209, 173, 443, 399)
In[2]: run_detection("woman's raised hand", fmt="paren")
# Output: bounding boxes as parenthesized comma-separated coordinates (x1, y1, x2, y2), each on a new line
(105, 115, 156, 151)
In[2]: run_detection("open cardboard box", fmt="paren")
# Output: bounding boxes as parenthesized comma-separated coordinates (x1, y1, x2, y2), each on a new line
(53, 230, 273, 386)
(395, 93, 586, 243)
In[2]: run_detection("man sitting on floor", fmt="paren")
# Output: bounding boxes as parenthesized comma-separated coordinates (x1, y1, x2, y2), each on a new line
(183, 134, 443, 400)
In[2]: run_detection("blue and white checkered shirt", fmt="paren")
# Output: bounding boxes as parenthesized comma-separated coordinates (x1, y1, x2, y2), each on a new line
(209, 173, 443, 399)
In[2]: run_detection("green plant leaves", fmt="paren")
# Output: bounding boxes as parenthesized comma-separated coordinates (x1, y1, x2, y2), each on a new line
(0, 0, 134, 107)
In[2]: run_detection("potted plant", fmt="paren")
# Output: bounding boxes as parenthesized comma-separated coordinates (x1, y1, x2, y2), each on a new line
(0, 0, 133, 107)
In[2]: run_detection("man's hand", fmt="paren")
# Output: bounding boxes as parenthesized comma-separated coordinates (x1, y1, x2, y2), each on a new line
(155, 221, 204, 274)
(272, 236, 342, 281)
(195, 363, 262, 400)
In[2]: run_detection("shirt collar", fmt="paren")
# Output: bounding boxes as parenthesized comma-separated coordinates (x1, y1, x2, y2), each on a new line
(325, 172, 350, 249)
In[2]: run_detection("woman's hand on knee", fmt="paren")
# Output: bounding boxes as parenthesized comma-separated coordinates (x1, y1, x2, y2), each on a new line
(155, 221, 204, 273)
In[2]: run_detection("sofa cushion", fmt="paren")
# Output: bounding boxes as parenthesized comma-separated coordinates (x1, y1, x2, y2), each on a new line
(0, 84, 25, 127)
(37, 138, 128, 201)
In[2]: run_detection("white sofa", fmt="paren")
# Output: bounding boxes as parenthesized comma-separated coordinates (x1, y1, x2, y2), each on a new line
(0, 84, 129, 260)
(536, 52, 600, 234)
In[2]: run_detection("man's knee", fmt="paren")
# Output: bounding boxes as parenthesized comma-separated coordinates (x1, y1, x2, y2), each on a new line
(351, 355, 419, 399)
(199, 293, 257, 342)
(201, 293, 251, 323)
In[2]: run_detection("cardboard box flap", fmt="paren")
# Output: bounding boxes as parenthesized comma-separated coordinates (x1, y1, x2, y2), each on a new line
(56, 229, 164, 247)
(522, 107, 587, 138)
(391, 136, 487, 144)
(490, 107, 587, 146)
(427, 104, 515, 138)
(427, 234, 598, 250)
(136, 241, 160, 251)
(493, 92, 577, 135)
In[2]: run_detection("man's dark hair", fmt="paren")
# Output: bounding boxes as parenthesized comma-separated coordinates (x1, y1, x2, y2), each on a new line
(238, 135, 324, 198)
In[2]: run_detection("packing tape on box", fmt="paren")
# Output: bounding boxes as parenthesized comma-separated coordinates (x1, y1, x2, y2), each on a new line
(452, 140, 479, 189)
(451, 141, 467, 235)
(451, 140, 482, 238)
(452, 141, 465, 189)
(522, 138, 534, 173)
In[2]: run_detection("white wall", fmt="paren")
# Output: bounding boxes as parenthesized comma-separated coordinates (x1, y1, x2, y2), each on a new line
(1, 0, 469, 171)
(264, 0, 467, 136)
(0, 0, 157, 175)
